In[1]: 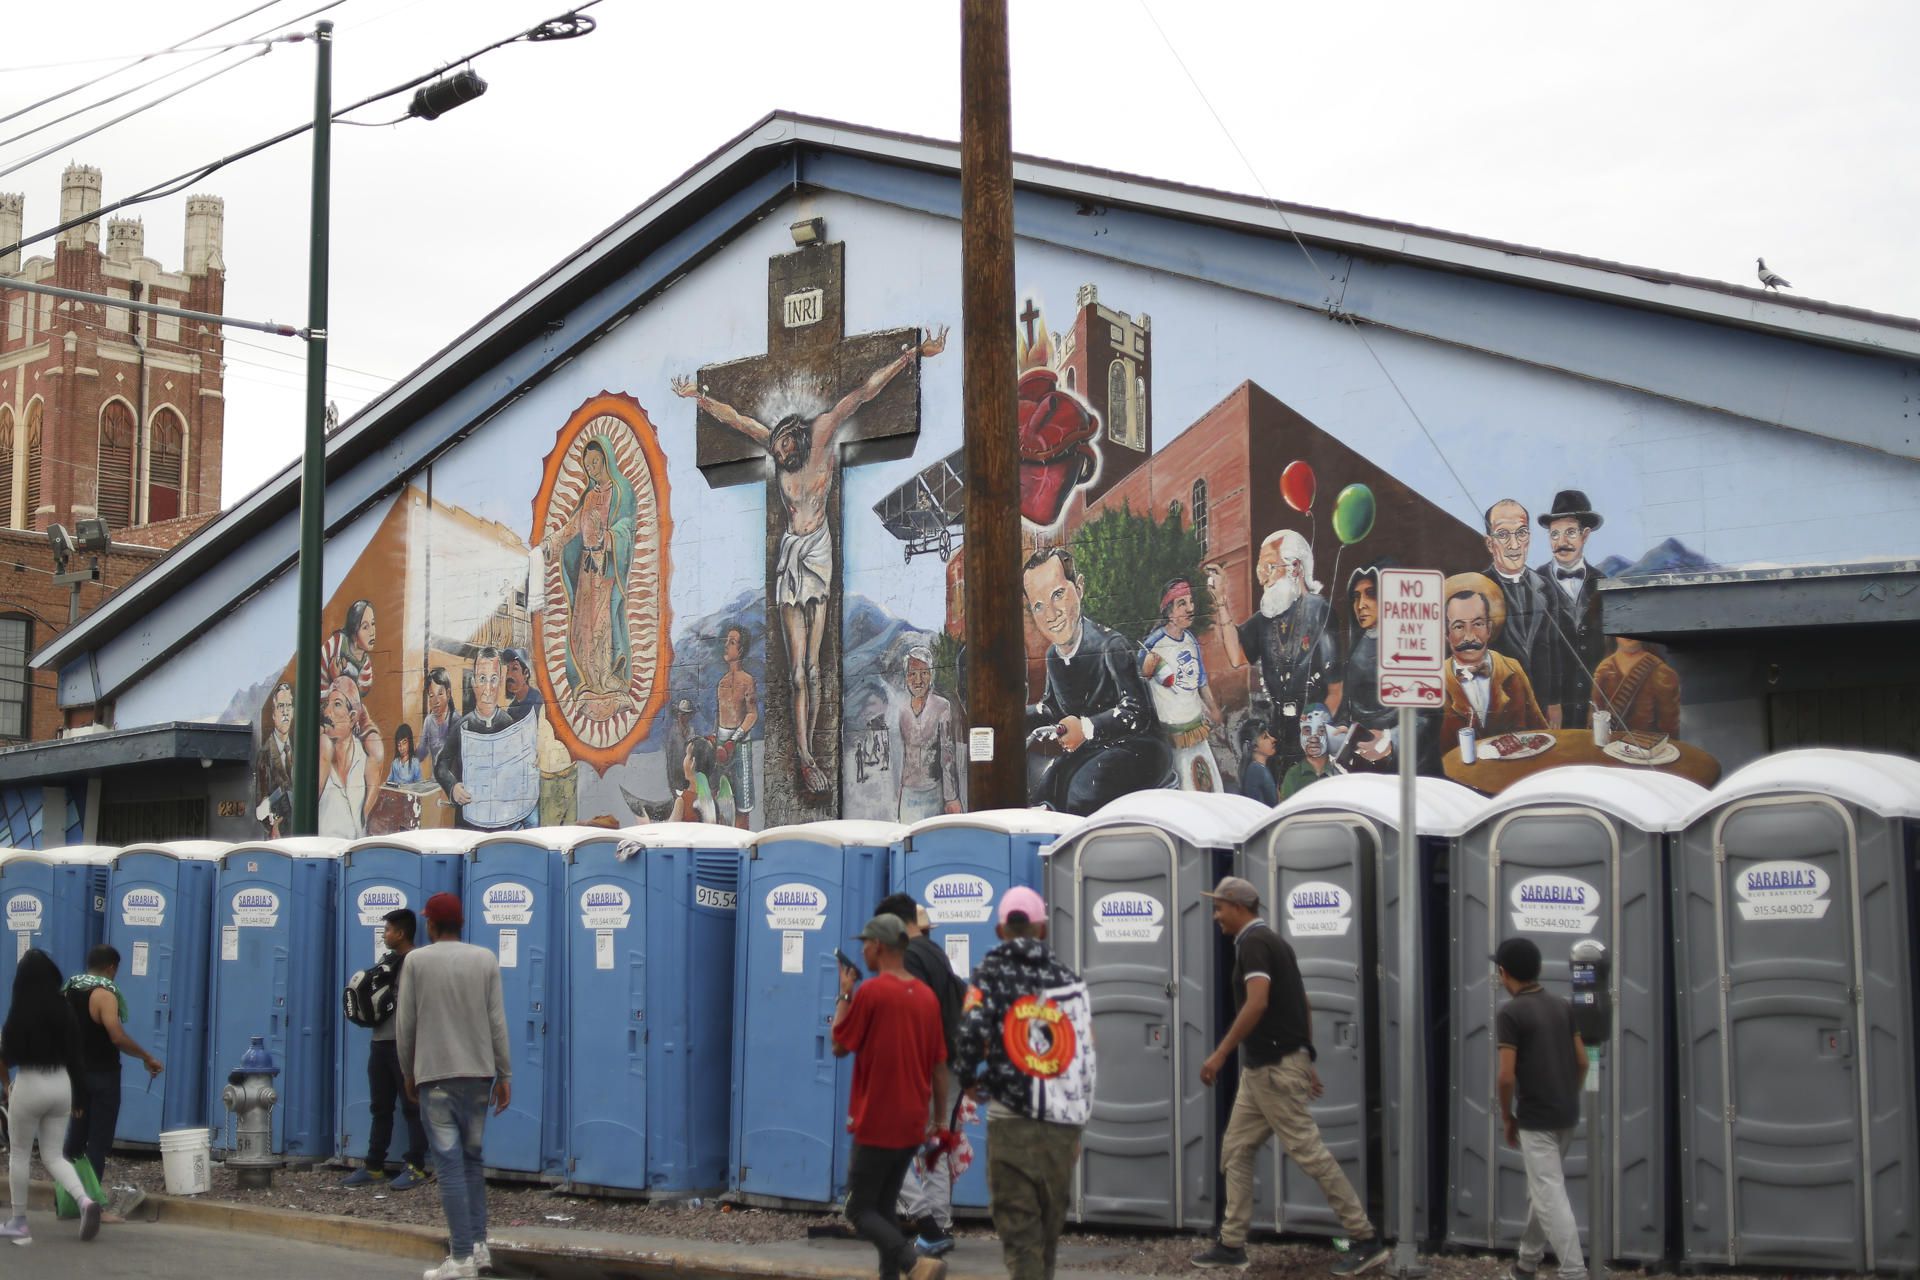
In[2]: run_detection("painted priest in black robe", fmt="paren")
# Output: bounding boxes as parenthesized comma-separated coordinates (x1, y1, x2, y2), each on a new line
(1021, 547, 1171, 815)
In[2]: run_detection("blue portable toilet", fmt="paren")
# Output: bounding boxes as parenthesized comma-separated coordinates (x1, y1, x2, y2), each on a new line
(206, 837, 348, 1159)
(732, 820, 903, 1208)
(565, 822, 752, 1194)
(106, 840, 231, 1145)
(895, 809, 1079, 1211)
(334, 829, 470, 1165)
(0, 844, 116, 993)
(466, 827, 592, 1180)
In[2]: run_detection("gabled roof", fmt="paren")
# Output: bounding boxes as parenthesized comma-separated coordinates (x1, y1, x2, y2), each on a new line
(38, 111, 1920, 695)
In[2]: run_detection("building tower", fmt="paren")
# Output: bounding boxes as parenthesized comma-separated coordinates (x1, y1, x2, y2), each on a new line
(0, 165, 227, 534)
(1057, 281, 1151, 509)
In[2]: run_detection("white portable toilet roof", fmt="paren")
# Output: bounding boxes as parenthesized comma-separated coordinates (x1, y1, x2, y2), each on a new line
(906, 808, 1081, 840)
(751, 820, 906, 850)
(347, 829, 477, 855)
(610, 822, 756, 850)
(1058, 789, 1267, 851)
(115, 840, 233, 862)
(1471, 766, 1709, 833)
(222, 837, 350, 860)
(5, 844, 119, 866)
(470, 825, 608, 853)
(1255, 774, 1488, 838)
(1688, 748, 1920, 821)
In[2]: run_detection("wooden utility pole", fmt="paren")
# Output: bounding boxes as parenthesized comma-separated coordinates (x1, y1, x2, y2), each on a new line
(960, 0, 1024, 811)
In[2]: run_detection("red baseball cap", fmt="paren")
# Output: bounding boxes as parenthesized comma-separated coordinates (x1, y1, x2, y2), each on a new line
(423, 892, 464, 929)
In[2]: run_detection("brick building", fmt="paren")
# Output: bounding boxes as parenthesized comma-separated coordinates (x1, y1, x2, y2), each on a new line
(0, 166, 227, 746)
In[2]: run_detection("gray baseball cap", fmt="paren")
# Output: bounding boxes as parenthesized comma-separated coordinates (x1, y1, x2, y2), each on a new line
(1201, 876, 1260, 909)
(854, 914, 909, 947)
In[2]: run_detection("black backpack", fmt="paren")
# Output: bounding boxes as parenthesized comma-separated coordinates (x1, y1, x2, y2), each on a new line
(343, 953, 400, 1029)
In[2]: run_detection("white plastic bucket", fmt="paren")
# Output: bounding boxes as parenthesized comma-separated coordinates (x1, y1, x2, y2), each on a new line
(158, 1127, 211, 1195)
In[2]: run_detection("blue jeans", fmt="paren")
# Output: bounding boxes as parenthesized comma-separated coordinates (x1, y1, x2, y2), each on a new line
(421, 1078, 491, 1258)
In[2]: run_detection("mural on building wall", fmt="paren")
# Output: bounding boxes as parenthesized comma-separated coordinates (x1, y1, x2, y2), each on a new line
(213, 231, 1730, 839)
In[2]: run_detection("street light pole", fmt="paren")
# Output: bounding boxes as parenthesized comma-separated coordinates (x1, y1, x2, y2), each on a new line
(291, 19, 333, 835)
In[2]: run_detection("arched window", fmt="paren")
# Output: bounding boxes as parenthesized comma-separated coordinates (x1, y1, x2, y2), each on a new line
(1107, 360, 1128, 443)
(147, 408, 185, 523)
(1191, 478, 1209, 551)
(1064, 366, 1076, 391)
(97, 399, 136, 530)
(0, 406, 13, 529)
(22, 400, 40, 525)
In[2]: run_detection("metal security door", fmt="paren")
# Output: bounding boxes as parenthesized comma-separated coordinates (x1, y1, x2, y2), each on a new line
(1071, 828, 1182, 1228)
(1484, 810, 1613, 1248)
(1252, 817, 1372, 1237)
(734, 853, 843, 1203)
(1714, 799, 1865, 1270)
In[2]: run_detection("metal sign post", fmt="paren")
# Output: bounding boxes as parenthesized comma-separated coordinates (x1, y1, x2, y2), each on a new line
(1378, 568, 1443, 1276)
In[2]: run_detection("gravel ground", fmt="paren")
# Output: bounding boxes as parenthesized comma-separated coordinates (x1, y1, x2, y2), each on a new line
(37, 1152, 1819, 1279)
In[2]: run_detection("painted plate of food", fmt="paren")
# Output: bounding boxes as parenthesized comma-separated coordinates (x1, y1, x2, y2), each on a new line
(1481, 731, 1556, 761)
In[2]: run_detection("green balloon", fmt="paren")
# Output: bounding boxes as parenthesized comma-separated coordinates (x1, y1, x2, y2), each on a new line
(1332, 483, 1375, 545)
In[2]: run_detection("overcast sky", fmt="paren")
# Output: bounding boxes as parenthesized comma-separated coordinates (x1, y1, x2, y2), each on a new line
(6, 1, 1916, 506)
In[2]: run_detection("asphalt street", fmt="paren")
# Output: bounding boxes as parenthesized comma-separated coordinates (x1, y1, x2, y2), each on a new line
(3, 1218, 430, 1278)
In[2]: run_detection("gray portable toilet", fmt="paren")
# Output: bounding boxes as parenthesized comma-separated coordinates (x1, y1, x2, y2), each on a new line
(1673, 749, 1920, 1273)
(1239, 774, 1485, 1244)
(1451, 766, 1705, 1264)
(1043, 790, 1267, 1230)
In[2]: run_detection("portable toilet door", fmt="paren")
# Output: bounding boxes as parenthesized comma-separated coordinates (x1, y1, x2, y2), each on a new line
(0, 844, 116, 992)
(467, 827, 588, 1180)
(1673, 749, 1920, 1273)
(335, 830, 469, 1165)
(105, 840, 231, 1144)
(896, 808, 1080, 1211)
(207, 838, 347, 1159)
(1451, 768, 1703, 1264)
(1239, 775, 1485, 1245)
(566, 823, 750, 1195)
(731, 820, 901, 1208)
(1043, 791, 1266, 1230)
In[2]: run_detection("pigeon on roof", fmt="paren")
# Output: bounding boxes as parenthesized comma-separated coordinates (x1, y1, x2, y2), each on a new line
(1756, 257, 1792, 290)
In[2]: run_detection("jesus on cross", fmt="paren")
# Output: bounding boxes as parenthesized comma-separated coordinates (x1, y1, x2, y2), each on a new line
(672, 324, 947, 796)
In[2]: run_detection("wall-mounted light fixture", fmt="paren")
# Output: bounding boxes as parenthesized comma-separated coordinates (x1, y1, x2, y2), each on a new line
(790, 216, 825, 247)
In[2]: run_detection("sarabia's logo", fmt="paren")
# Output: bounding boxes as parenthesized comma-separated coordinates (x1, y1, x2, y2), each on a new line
(927, 875, 990, 906)
(1510, 875, 1594, 911)
(6, 894, 39, 921)
(1092, 892, 1163, 924)
(767, 885, 826, 912)
(123, 890, 163, 910)
(485, 885, 532, 906)
(581, 886, 632, 913)
(359, 887, 406, 911)
(233, 890, 280, 912)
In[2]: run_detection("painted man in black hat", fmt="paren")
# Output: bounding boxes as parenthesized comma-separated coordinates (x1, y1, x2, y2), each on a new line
(1534, 490, 1607, 730)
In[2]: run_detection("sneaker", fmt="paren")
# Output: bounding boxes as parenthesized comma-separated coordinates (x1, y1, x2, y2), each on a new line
(391, 1166, 429, 1191)
(1191, 1242, 1250, 1270)
(79, 1197, 102, 1242)
(1330, 1240, 1391, 1275)
(423, 1257, 478, 1280)
(915, 1223, 956, 1258)
(0, 1215, 29, 1245)
(906, 1257, 948, 1280)
(340, 1166, 386, 1187)
(472, 1241, 493, 1273)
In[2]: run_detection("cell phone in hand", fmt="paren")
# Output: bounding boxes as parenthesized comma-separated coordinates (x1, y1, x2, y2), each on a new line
(834, 948, 860, 975)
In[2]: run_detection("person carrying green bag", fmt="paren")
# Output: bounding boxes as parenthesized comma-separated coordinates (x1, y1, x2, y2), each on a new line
(1, 948, 103, 1244)
(60, 945, 164, 1201)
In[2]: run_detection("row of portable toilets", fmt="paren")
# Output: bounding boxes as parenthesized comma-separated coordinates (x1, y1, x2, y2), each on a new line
(1, 749, 1917, 1274)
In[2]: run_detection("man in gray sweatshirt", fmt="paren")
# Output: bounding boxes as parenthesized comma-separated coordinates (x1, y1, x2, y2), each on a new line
(399, 892, 511, 1280)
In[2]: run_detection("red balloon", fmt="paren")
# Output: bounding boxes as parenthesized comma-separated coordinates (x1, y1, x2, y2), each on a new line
(1280, 460, 1316, 514)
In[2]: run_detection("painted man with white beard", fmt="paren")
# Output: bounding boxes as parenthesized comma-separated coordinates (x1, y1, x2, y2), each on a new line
(1209, 529, 1342, 767)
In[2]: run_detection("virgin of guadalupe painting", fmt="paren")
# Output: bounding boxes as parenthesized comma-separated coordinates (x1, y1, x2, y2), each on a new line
(531, 392, 674, 773)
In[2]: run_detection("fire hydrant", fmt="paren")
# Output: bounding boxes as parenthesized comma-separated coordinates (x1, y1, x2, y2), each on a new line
(221, 1036, 281, 1190)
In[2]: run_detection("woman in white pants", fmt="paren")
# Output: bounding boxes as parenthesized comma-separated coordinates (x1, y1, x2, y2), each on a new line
(0, 948, 99, 1244)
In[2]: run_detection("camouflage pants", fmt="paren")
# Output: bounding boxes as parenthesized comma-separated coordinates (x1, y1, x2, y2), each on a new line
(986, 1115, 1081, 1280)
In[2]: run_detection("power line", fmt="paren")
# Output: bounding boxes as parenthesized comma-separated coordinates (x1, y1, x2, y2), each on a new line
(0, 1, 607, 262)
(222, 331, 395, 385)
(0, 0, 303, 126)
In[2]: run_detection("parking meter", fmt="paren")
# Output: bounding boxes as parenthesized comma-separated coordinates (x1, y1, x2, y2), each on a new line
(1569, 938, 1611, 1044)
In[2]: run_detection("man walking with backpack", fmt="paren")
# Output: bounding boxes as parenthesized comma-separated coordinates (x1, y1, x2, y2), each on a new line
(399, 893, 511, 1280)
(954, 886, 1095, 1280)
(343, 908, 430, 1190)
(1495, 937, 1589, 1280)
(876, 893, 964, 1258)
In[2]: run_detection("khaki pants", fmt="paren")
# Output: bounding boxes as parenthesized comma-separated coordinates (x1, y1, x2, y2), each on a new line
(986, 1115, 1081, 1280)
(1517, 1127, 1586, 1280)
(1218, 1050, 1372, 1247)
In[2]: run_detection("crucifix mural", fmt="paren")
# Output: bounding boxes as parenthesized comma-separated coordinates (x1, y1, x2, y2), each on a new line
(674, 228, 944, 823)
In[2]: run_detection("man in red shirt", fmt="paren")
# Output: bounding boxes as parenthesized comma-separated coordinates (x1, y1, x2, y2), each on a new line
(833, 913, 952, 1280)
